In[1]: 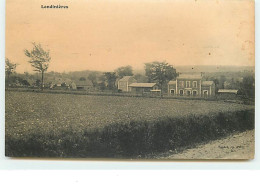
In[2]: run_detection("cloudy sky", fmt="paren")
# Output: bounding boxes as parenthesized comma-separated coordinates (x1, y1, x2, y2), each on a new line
(6, 0, 254, 73)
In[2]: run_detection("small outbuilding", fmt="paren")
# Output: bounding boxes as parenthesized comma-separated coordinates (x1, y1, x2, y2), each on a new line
(202, 81, 215, 98)
(118, 76, 137, 92)
(218, 89, 238, 94)
(128, 83, 158, 94)
(218, 89, 238, 99)
(75, 80, 93, 91)
(50, 78, 72, 90)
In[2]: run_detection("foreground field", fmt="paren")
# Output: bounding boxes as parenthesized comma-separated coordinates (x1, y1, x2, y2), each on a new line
(5, 91, 255, 158)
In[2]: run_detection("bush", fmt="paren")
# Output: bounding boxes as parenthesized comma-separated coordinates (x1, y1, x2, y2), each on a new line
(5, 109, 254, 158)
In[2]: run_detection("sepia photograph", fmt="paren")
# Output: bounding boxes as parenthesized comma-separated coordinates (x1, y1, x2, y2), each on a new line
(5, 0, 255, 159)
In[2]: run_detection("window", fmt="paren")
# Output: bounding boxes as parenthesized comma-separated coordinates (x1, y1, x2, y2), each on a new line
(193, 81, 197, 88)
(186, 90, 191, 96)
(192, 90, 197, 96)
(179, 81, 184, 88)
(170, 89, 175, 95)
(186, 81, 191, 88)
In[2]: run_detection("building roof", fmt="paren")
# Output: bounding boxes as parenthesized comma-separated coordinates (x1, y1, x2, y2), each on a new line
(119, 76, 135, 82)
(202, 81, 214, 86)
(218, 89, 238, 94)
(49, 78, 73, 85)
(177, 74, 202, 80)
(128, 83, 157, 88)
(168, 80, 176, 85)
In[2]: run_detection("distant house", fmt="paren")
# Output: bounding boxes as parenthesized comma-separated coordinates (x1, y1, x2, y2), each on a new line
(75, 80, 93, 91)
(168, 73, 215, 97)
(128, 83, 159, 94)
(118, 76, 137, 92)
(70, 82, 77, 90)
(50, 78, 72, 90)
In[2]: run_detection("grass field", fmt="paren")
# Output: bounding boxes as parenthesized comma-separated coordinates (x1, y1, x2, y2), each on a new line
(5, 91, 255, 158)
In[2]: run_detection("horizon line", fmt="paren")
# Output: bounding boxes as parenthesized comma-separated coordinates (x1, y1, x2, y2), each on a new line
(14, 64, 255, 75)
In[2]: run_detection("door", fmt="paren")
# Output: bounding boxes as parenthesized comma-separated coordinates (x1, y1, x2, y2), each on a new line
(203, 90, 208, 98)
(170, 89, 175, 95)
(179, 90, 184, 96)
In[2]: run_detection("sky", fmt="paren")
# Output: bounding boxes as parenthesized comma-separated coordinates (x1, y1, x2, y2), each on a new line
(5, 0, 254, 73)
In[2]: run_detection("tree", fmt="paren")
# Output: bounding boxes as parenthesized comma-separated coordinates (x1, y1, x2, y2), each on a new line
(144, 61, 177, 92)
(219, 75, 226, 89)
(104, 72, 117, 90)
(134, 73, 148, 83)
(88, 72, 98, 87)
(79, 77, 86, 81)
(240, 75, 255, 98)
(21, 79, 30, 86)
(35, 79, 41, 87)
(24, 43, 51, 90)
(98, 75, 106, 91)
(115, 65, 133, 79)
(5, 58, 17, 88)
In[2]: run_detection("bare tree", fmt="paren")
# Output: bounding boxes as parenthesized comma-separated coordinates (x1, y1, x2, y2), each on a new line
(24, 43, 51, 90)
(5, 58, 17, 89)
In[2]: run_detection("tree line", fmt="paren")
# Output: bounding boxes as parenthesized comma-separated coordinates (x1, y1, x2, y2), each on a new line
(6, 43, 177, 92)
(5, 42, 255, 98)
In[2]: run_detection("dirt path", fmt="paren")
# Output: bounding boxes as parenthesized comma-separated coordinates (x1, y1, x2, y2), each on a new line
(161, 130, 255, 160)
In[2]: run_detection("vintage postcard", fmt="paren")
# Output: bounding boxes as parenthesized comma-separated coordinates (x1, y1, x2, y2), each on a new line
(5, 0, 254, 159)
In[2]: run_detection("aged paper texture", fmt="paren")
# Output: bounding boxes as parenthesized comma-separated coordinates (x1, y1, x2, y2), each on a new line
(5, 0, 255, 159)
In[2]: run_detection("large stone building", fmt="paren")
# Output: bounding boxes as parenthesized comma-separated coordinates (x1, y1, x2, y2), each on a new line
(168, 74, 215, 97)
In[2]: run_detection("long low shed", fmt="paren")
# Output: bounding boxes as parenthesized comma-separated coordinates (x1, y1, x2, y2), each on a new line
(128, 83, 158, 93)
